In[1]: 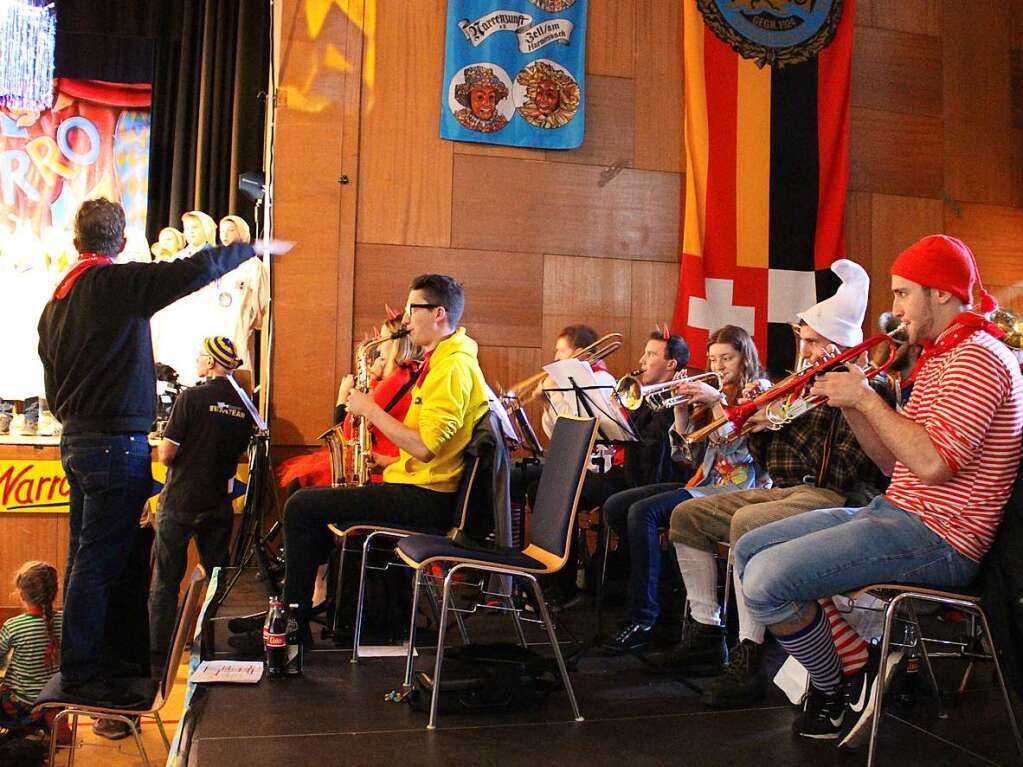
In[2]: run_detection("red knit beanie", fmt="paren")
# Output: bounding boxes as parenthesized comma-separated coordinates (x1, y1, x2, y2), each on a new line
(890, 235, 997, 313)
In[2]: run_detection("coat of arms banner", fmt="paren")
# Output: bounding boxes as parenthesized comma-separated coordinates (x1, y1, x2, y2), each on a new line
(440, 0, 587, 149)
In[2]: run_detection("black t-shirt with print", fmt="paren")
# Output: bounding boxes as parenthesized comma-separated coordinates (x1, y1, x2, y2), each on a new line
(161, 376, 253, 521)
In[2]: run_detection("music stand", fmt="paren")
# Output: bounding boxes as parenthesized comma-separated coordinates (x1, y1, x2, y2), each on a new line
(213, 375, 280, 611)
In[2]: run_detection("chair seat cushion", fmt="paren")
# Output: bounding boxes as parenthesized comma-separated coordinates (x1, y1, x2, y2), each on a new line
(33, 673, 159, 713)
(397, 534, 546, 572)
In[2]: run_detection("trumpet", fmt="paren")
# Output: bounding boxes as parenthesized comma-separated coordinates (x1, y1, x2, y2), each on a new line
(684, 324, 907, 445)
(615, 370, 723, 411)
(503, 332, 623, 412)
(319, 327, 411, 487)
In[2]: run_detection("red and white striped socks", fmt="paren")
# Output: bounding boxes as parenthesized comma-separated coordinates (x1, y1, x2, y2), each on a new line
(820, 598, 868, 676)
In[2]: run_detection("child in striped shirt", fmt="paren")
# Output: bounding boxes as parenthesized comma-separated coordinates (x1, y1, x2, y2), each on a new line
(0, 561, 62, 725)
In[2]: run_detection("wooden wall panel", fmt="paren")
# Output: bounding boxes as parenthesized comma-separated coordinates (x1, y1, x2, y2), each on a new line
(476, 346, 545, 440)
(547, 75, 634, 169)
(630, 260, 681, 370)
(844, 192, 875, 322)
(944, 203, 1023, 285)
(586, 0, 634, 78)
(868, 194, 943, 324)
(851, 28, 942, 117)
(943, 2, 1016, 207)
(451, 155, 681, 261)
(0, 516, 62, 612)
(356, 0, 451, 247)
(351, 245, 544, 350)
(542, 255, 633, 379)
(864, 0, 942, 37)
(849, 107, 943, 198)
(633, 0, 684, 173)
(272, 13, 347, 445)
(1014, 0, 1023, 51)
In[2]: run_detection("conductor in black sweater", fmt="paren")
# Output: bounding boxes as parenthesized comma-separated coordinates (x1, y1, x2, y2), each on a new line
(37, 198, 275, 707)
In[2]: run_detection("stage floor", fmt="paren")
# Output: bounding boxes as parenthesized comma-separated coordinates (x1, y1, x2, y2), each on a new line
(189, 569, 1020, 767)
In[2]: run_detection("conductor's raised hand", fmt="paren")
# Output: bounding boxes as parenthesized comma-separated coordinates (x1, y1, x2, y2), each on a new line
(252, 239, 294, 257)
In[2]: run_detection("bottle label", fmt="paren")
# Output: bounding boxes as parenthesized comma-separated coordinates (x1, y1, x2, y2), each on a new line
(266, 634, 286, 647)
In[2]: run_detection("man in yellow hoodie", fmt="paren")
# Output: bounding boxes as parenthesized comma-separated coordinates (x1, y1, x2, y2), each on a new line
(281, 274, 490, 634)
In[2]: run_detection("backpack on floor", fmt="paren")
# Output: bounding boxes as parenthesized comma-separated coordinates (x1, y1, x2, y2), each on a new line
(407, 642, 562, 715)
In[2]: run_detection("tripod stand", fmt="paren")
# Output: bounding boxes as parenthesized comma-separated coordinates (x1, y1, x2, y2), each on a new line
(213, 377, 282, 611)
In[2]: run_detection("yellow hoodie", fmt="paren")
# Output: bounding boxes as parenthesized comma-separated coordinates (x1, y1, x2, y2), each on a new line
(383, 327, 490, 493)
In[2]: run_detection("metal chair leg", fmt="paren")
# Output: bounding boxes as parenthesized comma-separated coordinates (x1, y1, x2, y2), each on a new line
(403, 569, 423, 689)
(722, 558, 733, 629)
(427, 568, 457, 730)
(68, 714, 79, 767)
(351, 534, 376, 663)
(47, 708, 66, 767)
(506, 591, 528, 648)
(330, 539, 348, 636)
(423, 566, 469, 646)
(867, 592, 901, 767)
(977, 608, 1023, 764)
(907, 604, 946, 719)
(154, 711, 170, 749)
(129, 718, 151, 766)
(528, 574, 584, 722)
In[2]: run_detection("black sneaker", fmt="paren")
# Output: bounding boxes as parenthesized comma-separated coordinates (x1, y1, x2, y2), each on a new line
(838, 644, 902, 750)
(701, 639, 766, 708)
(92, 716, 141, 740)
(795, 686, 846, 740)
(601, 621, 654, 655)
(662, 621, 727, 676)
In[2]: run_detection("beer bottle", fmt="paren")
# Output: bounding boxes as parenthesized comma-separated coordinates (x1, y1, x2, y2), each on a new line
(285, 603, 304, 676)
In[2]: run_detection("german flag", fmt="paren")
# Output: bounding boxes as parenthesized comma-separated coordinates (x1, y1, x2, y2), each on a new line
(672, 0, 854, 375)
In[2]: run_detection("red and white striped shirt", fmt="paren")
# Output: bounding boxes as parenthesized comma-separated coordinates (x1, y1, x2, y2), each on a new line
(886, 329, 1022, 562)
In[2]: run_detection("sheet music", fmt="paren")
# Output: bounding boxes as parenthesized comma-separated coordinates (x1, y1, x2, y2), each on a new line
(542, 359, 637, 442)
(190, 660, 264, 684)
(482, 382, 518, 443)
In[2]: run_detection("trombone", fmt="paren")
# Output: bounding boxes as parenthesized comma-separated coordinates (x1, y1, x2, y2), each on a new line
(684, 323, 907, 446)
(615, 371, 723, 411)
(503, 332, 623, 412)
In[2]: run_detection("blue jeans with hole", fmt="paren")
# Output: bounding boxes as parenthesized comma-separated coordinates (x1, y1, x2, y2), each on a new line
(604, 483, 691, 625)
(734, 495, 978, 627)
(60, 433, 153, 686)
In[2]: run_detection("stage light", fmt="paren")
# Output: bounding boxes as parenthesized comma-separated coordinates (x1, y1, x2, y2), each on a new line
(0, 0, 55, 111)
(238, 171, 266, 202)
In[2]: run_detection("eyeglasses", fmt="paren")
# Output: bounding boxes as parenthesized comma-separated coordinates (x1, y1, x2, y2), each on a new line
(404, 303, 439, 315)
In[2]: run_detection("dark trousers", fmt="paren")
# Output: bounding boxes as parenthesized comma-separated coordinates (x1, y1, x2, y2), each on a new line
(149, 501, 233, 662)
(60, 433, 153, 686)
(282, 483, 455, 618)
(604, 484, 691, 625)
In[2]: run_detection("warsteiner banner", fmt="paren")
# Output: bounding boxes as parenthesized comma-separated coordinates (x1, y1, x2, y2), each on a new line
(441, 0, 587, 149)
(672, 0, 854, 374)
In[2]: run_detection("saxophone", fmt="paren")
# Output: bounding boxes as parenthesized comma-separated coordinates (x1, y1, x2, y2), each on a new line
(319, 328, 410, 487)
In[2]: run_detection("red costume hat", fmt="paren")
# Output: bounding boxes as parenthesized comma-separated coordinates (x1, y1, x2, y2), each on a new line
(890, 235, 997, 313)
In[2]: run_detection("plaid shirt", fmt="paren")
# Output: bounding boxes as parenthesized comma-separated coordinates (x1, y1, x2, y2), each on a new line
(749, 379, 892, 496)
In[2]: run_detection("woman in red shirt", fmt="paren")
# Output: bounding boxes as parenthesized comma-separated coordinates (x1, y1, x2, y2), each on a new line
(278, 315, 422, 490)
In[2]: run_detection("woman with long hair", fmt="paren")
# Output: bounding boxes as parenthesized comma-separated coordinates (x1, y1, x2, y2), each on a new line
(602, 325, 770, 653)
(277, 314, 422, 490)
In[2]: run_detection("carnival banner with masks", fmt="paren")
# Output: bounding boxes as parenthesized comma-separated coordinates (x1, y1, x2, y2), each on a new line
(672, 0, 854, 373)
(440, 0, 587, 149)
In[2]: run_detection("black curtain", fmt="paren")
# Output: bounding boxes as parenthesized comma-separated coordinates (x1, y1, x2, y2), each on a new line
(56, 0, 270, 244)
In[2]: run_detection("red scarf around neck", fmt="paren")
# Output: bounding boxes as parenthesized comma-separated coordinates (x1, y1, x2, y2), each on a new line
(909, 312, 1005, 381)
(52, 253, 113, 300)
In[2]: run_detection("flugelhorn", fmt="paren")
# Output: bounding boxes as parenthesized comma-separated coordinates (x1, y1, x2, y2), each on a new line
(503, 332, 623, 412)
(615, 370, 723, 411)
(684, 324, 906, 445)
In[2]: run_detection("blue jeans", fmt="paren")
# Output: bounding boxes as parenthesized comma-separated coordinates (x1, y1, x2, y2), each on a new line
(735, 495, 979, 626)
(60, 433, 153, 686)
(604, 483, 690, 624)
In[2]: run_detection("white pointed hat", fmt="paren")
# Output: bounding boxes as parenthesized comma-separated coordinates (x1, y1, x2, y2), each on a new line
(796, 259, 869, 348)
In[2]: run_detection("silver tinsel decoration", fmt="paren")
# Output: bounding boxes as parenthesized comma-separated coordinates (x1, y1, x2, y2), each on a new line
(0, 0, 55, 111)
